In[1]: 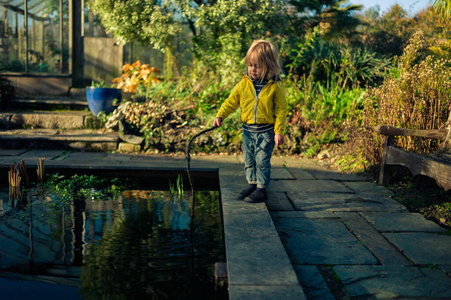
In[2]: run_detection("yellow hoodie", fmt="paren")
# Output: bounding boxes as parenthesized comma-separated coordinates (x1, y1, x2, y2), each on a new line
(216, 74, 287, 135)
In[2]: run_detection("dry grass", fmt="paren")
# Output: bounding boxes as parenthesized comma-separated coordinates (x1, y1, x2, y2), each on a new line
(349, 31, 451, 167)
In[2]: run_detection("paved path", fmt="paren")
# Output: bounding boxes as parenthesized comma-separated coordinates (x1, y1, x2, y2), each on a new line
(0, 149, 450, 299)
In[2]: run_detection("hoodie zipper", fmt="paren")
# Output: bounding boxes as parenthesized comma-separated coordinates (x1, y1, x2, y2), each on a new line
(247, 75, 272, 124)
(252, 84, 259, 124)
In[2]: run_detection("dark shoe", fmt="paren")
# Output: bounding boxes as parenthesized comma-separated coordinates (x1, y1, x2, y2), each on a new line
(238, 184, 257, 200)
(244, 189, 268, 203)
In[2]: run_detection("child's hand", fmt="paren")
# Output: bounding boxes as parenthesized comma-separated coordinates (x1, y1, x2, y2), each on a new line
(213, 117, 223, 127)
(275, 134, 284, 146)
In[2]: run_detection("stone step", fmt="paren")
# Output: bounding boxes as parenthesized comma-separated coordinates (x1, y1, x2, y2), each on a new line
(5, 96, 88, 110)
(4, 88, 89, 110)
(0, 128, 119, 151)
(0, 111, 99, 129)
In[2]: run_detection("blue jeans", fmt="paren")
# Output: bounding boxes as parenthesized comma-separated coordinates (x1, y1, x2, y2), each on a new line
(242, 128, 275, 189)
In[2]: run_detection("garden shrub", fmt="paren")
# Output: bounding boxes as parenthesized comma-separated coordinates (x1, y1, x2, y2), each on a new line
(287, 33, 391, 88)
(117, 65, 242, 153)
(349, 31, 451, 168)
(282, 26, 388, 157)
(284, 74, 365, 156)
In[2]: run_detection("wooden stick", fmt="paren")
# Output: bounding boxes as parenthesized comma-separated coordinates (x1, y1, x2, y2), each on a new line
(8, 165, 13, 186)
(20, 160, 29, 186)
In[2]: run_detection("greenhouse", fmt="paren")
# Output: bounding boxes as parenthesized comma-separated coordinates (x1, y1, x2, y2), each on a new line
(0, 0, 120, 95)
(0, 0, 189, 96)
(0, 0, 74, 73)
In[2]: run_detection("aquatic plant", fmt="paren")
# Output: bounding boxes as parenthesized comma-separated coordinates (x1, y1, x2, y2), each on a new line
(44, 174, 126, 204)
(169, 174, 184, 197)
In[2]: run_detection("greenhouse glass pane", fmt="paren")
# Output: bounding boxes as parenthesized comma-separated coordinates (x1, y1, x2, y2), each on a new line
(0, 0, 66, 73)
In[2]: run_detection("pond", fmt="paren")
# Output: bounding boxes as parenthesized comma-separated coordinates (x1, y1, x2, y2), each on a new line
(0, 175, 226, 299)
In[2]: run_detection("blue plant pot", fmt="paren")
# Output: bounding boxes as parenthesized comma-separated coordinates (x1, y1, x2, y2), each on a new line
(86, 87, 122, 116)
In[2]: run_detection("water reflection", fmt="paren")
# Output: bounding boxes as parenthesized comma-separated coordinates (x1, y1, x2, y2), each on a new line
(0, 187, 225, 299)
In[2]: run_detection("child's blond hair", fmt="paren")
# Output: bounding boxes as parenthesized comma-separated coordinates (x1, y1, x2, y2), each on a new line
(245, 40, 281, 80)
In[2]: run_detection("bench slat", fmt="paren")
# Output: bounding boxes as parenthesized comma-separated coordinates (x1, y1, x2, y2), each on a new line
(375, 125, 448, 140)
(385, 145, 451, 191)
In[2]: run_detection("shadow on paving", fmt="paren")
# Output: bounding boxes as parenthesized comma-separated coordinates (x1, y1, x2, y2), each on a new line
(264, 156, 451, 300)
(0, 150, 450, 299)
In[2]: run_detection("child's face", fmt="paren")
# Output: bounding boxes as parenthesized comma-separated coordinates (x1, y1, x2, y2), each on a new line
(248, 53, 263, 80)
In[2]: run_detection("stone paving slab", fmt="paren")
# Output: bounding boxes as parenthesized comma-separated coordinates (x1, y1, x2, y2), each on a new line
(271, 179, 353, 194)
(191, 154, 241, 163)
(285, 167, 316, 180)
(48, 159, 123, 168)
(272, 215, 378, 265)
(292, 265, 335, 300)
(189, 160, 235, 169)
(287, 191, 407, 212)
(361, 212, 446, 232)
(222, 198, 269, 214)
(344, 181, 395, 198)
(224, 230, 298, 286)
(220, 169, 306, 299)
(266, 192, 294, 211)
(220, 177, 268, 209)
(0, 149, 28, 156)
(305, 168, 365, 182)
(383, 232, 451, 265)
(271, 167, 296, 180)
(0, 157, 47, 168)
(335, 212, 411, 265)
(288, 192, 352, 211)
(195, 155, 296, 179)
(271, 211, 338, 219)
(239, 154, 309, 167)
(45, 160, 125, 169)
(51, 151, 109, 161)
(126, 153, 185, 161)
(11, 150, 65, 160)
(218, 174, 249, 191)
(214, 166, 243, 177)
(222, 210, 306, 297)
(228, 285, 306, 300)
(270, 156, 321, 169)
(115, 161, 186, 169)
(333, 265, 451, 298)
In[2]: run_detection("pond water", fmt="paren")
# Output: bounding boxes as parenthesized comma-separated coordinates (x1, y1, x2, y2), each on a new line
(0, 183, 226, 299)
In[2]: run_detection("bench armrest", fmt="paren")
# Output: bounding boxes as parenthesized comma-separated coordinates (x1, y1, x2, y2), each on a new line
(375, 124, 448, 140)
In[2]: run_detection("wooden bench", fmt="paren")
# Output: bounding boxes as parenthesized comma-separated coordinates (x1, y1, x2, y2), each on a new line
(375, 113, 451, 191)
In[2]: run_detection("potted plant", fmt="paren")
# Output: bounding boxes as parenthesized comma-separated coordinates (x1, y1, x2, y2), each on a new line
(86, 81, 122, 116)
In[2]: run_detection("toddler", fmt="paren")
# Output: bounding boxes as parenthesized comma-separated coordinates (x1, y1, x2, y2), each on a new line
(213, 40, 287, 203)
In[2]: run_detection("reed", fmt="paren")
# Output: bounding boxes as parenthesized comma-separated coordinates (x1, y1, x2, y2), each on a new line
(8, 164, 22, 201)
(8, 164, 21, 187)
